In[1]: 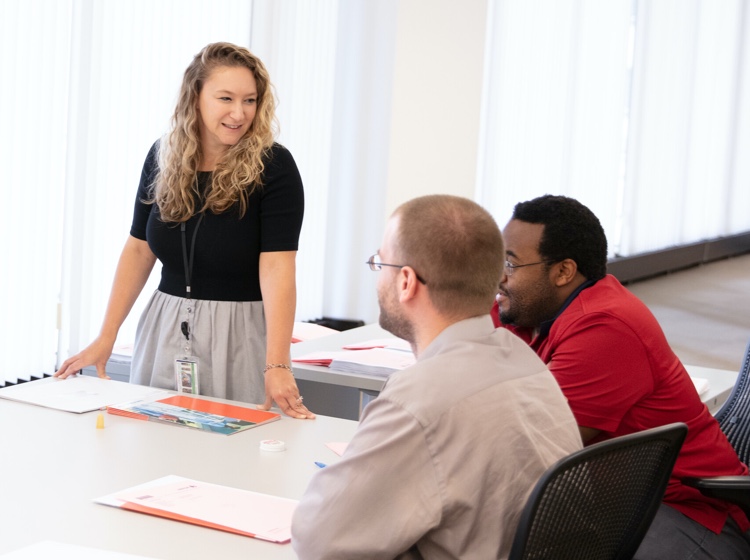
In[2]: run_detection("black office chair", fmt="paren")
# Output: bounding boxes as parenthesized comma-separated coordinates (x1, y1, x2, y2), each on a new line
(684, 338, 750, 516)
(508, 423, 688, 560)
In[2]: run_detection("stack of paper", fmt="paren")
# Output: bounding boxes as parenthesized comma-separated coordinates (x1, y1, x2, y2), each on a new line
(293, 336, 415, 377)
(293, 340, 416, 377)
(292, 351, 339, 367)
(329, 348, 415, 377)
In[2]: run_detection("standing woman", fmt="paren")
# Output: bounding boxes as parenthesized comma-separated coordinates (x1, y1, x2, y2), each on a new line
(56, 42, 314, 419)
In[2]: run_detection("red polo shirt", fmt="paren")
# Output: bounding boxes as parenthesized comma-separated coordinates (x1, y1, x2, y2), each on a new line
(493, 274, 749, 534)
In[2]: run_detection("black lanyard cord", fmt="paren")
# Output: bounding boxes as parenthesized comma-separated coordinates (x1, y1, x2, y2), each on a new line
(180, 213, 205, 299)
(180, 213, 204, 343)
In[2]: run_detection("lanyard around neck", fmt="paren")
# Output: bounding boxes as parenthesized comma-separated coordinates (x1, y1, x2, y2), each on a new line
(180, 213, 204, 299)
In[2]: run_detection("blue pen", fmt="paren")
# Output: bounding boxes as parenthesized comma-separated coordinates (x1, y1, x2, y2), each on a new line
(314, 461, 327, 468)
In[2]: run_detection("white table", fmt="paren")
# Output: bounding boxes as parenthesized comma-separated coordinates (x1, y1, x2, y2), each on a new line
(291, 324, 739, 418)
(292, 324, 391, 393)
(291, 324, 391, 420)
(0, 397, 357, 559)
(686, 364, 738, 414)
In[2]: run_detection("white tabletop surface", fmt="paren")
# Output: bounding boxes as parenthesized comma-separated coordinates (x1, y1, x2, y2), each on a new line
(2, 334, 737, 559)
(0, 395, 357, 559)
(291, 324, 738, 413)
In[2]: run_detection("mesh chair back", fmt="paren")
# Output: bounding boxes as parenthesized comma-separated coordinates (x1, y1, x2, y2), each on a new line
(713, 338, 750, 465)
(508, 423, 687, 560)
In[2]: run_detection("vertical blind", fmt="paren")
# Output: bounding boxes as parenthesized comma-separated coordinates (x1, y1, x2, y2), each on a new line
(621, 0, 750, 255)
(1, 0, 72, 385)
(477, 0, 750, 256)
(477, 0, 638, 252)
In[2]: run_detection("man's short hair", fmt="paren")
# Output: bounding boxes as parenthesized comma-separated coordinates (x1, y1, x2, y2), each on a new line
(511, 194, 608, 281)
(394, 195, 504, 317)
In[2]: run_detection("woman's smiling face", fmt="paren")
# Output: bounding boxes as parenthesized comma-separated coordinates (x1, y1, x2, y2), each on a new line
(197, 65, 258, 162)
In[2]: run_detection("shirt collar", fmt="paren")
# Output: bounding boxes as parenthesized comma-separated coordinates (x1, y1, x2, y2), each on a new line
(419, 315, 496, 362)
(536, 279, 597, 340)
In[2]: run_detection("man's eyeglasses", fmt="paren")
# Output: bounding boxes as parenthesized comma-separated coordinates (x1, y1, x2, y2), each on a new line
(504, 259, 556, 277)
(366, 253, 427, 285)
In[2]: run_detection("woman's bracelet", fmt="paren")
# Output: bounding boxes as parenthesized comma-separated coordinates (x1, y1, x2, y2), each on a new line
(263, 363, 294, 376)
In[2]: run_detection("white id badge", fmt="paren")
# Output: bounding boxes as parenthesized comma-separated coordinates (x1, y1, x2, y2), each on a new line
(175, 356, 200, 394)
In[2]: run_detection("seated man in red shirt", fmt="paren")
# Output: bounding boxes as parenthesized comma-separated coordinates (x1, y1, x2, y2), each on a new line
(493, 194, 750, 560)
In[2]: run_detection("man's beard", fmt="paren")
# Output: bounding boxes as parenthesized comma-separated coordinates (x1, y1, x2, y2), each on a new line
(378, 289, 415, 343)
(498, 285, 560, 329)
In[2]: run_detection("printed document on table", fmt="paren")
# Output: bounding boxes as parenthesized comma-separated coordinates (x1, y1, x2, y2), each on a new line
(96, 475, 297, 543)
(342, 337, 412, 352)
(690, 377, 710, 396)
(0, 376, 169, 414)
(291, 321, 339, 342)
(294, 348, 416, 377)
(329, 347, 416, 377)
(292, 351, 340, 366)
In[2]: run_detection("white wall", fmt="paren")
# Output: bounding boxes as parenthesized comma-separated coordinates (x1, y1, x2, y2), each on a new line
(385, 0, 488, 217)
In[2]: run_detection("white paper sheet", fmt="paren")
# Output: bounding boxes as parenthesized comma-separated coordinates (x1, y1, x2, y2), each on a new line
(0, 376, 169, 413)
(292, 321, 339, 342)
(690, 377, 710, 396)
(342, 337, 412, 352)
(325, 441, 349, 456)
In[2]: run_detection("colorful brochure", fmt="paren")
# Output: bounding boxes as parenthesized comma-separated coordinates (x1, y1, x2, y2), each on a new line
(107, 394, 280, 435)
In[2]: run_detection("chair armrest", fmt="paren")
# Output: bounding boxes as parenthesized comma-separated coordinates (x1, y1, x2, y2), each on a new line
(684, 476, 750, 490)
(683, 476, 750, 517)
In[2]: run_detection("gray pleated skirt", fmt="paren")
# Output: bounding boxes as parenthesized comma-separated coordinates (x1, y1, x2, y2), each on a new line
(130, 290, 267, 404)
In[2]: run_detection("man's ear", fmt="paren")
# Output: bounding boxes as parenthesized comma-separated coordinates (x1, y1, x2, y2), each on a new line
(398, 266, 421, 302)
(553, 258, 579, 287)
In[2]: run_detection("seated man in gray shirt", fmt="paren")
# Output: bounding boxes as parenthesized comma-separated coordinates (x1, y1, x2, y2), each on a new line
(291, 194, 582, 560)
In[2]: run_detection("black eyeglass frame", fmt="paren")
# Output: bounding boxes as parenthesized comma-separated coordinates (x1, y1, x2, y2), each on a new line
(366, 253, 427, 285)
(504, 259, 557, 277)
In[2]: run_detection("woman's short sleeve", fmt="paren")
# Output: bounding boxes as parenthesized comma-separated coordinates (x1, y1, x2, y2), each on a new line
(259, 144, 305, 252)
(130, 141, 159, 240)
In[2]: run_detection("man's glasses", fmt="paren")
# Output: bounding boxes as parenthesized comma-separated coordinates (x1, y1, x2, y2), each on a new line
(504, 260, 556, 277)
(366, 253, 427, 285)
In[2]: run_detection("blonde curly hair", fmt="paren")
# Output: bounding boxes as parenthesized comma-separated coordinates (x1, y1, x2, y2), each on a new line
(152, 42, 278, 222)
